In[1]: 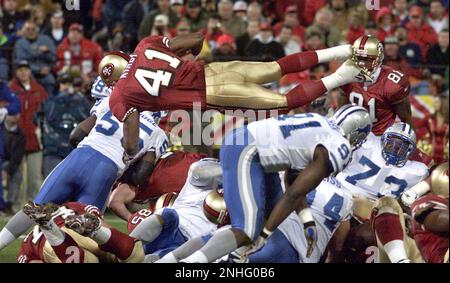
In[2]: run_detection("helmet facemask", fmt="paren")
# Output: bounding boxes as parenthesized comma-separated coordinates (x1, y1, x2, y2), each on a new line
(381, 133, 416, 167)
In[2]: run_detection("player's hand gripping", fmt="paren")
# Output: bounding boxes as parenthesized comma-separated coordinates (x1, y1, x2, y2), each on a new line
(336, 59, 373, 84)
(298, 208, 318, 258)
(241, 228, 273, 261)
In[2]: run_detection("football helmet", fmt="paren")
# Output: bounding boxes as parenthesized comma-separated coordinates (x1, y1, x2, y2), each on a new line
(98, 51, 130, 86)
(351, 35, 384, 79)
(332, 104, 372, 149)
(430, 162, 449, 198)
(203, 188, 230, 227)
(381, 122, 416, 167)
(155, 192, 178, 211)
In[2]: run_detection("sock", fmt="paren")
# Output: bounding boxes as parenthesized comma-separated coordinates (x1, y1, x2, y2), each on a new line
(277, 51, 318, 76)
(183, 229, 238, 263)
(316, 44, 352, 63)
(41, 220, 65, 246)
(0, 229, 16, 251)
(98, 228, 135, 260)
(90, 226, 111, 245)
(285, 80, 327, 110)
(48, 230, 85, 263)
(129, 215, 163, 243)
(169, 236, 208, 262)
(374, 213, 408, 263)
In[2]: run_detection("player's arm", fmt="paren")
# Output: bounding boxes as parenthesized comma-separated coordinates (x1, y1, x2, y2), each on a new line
(121, 151, 157, 188)
(392, 97, 413, 128)
(69, 115, 97, 147)
(108, 183, 137, 221)
(326, 220, 351, 263)
(264, 146, 333, 233)
(168, 33, 205, 57)
(122, 110, 140, 158)
(419, 209, 449, 237)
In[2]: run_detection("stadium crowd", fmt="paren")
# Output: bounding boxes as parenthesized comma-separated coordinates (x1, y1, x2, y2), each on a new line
(0, 0, 448, 217)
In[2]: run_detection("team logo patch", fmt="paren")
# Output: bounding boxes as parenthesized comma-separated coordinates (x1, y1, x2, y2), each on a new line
(102, 63, 114, 79)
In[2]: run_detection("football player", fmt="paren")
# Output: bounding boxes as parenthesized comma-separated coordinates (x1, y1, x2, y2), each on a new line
(338, 35, 432, 165)
(108, 151, 207, 221)
(107, 33, 371, 160)
(159, 176, 353, 263)
(17, 202, 144, 263)
(409, 162, 448, 263)
(179, 105, 372, 263)
(0, 97, 168, 251)
(336, 122, 429, 263)
(126, 158, 228, 262)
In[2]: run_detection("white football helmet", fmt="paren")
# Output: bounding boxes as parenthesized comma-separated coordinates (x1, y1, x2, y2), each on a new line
(332, 104, 372, 149)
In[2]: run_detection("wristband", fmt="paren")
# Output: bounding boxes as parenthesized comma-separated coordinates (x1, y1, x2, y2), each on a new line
(261, 227, 273, 239)
(298, 208, 315, 224)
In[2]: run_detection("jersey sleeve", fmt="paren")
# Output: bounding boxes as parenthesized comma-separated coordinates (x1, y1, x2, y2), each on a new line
(142, 35, 171, 52)
(90, 97, 110, 117)
(386, 71, 410, 104)
(319, 137, 352, 175)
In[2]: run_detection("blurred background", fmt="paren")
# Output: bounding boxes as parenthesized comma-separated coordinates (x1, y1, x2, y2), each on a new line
(0, 0, 448, 215)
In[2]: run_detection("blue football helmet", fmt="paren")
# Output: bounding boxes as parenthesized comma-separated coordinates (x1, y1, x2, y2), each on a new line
(381, 122, 416, 167)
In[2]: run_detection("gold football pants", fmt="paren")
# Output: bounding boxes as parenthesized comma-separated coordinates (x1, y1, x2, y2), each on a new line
(205, 61, 288, 110)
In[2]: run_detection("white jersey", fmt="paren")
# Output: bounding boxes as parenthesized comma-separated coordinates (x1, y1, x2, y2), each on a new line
(336, 133, 429, 200)
(278, 177, 353, 263)
(247, 113, 352, 174)
(78, 97, 168, 176)
(170, 159, 222, 240)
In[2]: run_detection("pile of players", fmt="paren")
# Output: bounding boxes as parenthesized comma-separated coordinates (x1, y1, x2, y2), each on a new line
(0, 32, 447, 263)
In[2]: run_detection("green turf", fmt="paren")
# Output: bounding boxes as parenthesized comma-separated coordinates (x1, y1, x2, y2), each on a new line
(0, 215, 128, 263)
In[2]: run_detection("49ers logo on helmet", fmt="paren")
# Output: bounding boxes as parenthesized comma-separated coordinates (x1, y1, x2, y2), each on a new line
(102, 63, 115, 79)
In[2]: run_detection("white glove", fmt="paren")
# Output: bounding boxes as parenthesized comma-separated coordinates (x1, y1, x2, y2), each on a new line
(401, 181, 430, 207)
(401, 190, 419, 207)
(298, 208, 318, 258)
(322, 59, 372, 91)
(0, 108, 8, 124)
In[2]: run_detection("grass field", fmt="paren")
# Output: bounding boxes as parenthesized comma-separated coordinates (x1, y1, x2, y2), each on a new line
(0, 215, 128, 263)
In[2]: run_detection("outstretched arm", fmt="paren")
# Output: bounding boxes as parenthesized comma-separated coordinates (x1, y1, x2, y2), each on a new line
(169, 33, 205, 57)
(392, 97, 413, 129)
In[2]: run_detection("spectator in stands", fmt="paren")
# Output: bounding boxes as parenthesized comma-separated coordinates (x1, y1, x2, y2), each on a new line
(306, 8, 341, 48)
(55, 23, 104, 86)
(414, 0, 433, 14)
(365, 21, 380, 38)
(302, 0, 327, 26)
(395, 25, 424, 67)
(427, 29, 449, 78)
(246, 1, 264, 23)
(392, 0, 410, 25)
(138, 0, 179, 40)
(40, 74, 91, 177)
(346, 11, 365, 44)
(103, 0, 128, 36)
(123, 0, 150, 52)
(384, 36, 426, 79)
(273, 5, 305, 42)
(15, 20, 56, 96)
(276, 26, 301, 56)
(0, 26, 11, 81)
(9, 60, 46, 204)
(303, 29, 326, 51)
(205, 14, 225, 52)
(168, 0, 183, 19)
(42, 11, 66, 46)
(328, 0, 351, 36)
(406, 5, 439, 58)
(233, 1, 248, 21)
(2, 114, 25, 214)
(0, 76, 20, 214)
(151, 14, 172, 38)
(245, 22, 285, 61)
(30, 4, 48, 29)
(212, 33, 239, 62)
(1, 0, 29, 44)
(185, 0, 209, 32)
(236, 20, 260, 57)
(428, 0, 449, 34)
(376, 7, 395, 42)
(218, 0, 245, 38)
(176, 19, 192, 36)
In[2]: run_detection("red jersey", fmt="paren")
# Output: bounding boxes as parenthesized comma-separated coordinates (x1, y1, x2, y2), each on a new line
(411, 195, 449, 263)
(17, 203, 102, 263)
(109, 36, 207, 121)
(133, 151, 207, 203)
(341, 66, 410, 136)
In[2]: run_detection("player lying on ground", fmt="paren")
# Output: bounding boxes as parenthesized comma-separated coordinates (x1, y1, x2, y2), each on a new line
(107, 33, 372, 160)
(127, 158, 229, 263)
(158, 175, 353, 264)
(108, 151, 206, 221)
(178, 105, 372, 263)
(0, 97, 168, 251)
(332, 122, 429, 263)
(17, 202, 144, 263)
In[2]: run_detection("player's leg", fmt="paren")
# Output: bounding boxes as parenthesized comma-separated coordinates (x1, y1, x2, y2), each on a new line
(64, 212, 144, 263)
(182, 128, 266, 263)
(372, 197, 416, 263)
(247, 229, 299, 263)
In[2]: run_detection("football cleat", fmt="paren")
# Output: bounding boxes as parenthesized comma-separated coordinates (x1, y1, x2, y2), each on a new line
(64, 213, 101, 236)
(23, 202, 60, 227)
